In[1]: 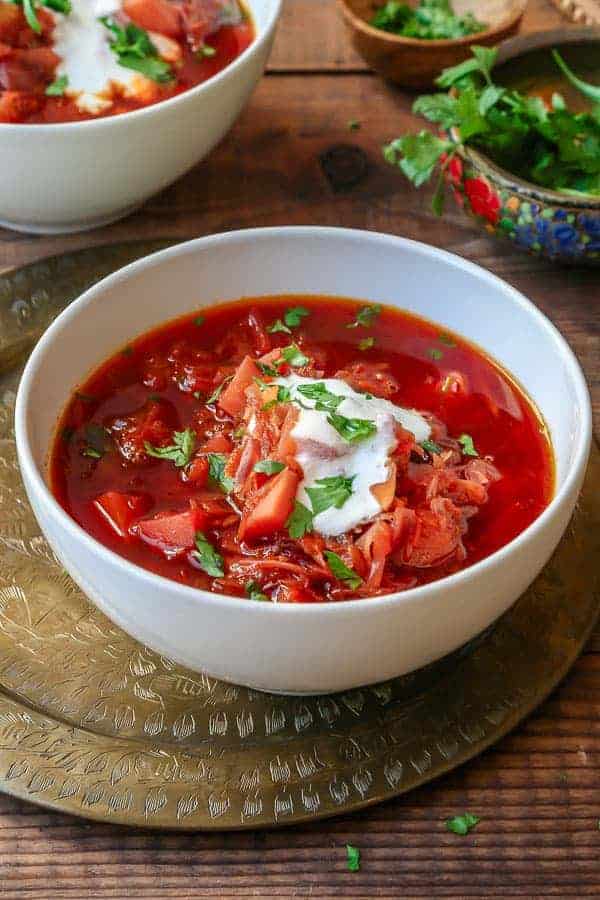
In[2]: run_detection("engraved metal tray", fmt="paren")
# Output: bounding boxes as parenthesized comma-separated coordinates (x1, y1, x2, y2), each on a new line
(0, 242, 597, 829)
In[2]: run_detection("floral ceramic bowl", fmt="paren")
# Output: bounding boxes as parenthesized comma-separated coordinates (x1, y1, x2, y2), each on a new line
(447, 29, 600, 265)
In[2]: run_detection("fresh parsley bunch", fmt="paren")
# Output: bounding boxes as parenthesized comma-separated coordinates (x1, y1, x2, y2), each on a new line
(384, 46, 600, 213)
(371, 0, 486, 41)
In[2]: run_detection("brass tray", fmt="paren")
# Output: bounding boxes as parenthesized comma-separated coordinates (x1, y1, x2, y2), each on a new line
(0, 242, 597, 829)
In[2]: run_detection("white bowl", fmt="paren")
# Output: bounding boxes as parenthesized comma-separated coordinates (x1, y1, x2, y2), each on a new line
(0, 0, 281, 235)
(15, 228, 592, 694)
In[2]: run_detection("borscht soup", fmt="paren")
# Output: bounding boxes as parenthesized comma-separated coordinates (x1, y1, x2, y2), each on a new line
(50, 297, 554, 603)
(0, 0, 253, 123)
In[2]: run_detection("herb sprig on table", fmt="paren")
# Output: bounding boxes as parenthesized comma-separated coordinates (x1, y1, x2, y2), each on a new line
(383, 46, 600, 212)
(371, 0, 486, 41)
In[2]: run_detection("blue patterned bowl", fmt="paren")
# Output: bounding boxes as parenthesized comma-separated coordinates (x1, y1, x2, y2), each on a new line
(448, 29, 600, 266)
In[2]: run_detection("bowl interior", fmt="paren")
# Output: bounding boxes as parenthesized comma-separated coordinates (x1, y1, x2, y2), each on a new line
(344, 0, 523, 37)
(20, 230, 586, 503)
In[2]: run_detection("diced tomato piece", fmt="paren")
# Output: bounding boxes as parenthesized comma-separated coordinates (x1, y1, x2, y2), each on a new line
(0, 4, 22, 44)
(94, 491, 151, 539)
(218, 355, 261, 418)
(123, 0, 182, 37)
(0, 89, 42, 123)
(238, 468, 299, 542)
(185, 455, 209, 486)
(201, 433, 232, 454)
(134, 505, 208, 556)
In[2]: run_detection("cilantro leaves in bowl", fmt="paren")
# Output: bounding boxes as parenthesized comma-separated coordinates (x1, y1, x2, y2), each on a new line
(371, 0, 487, 41)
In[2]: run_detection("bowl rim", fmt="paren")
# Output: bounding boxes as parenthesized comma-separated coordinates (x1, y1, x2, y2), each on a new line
(337, 0, 526, 49)
(14, 226, 593, 617)
(0, 0, 282, 134)
(453, 27, 600, 210)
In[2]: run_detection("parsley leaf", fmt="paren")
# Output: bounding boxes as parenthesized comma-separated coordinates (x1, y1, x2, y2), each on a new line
(245, 580, 269, 601)
(370, 0, 486, 40)
(206, 375, 233, 406)
(422, 438, 442, 455)
(101, 18, 173, 83)
(207, 453, 234, 493)
(296, 382, 344, 413)
(358, 336, 375, 350)
(257, 361, 278, 376)
(552, 50, 600, 104)
(46, 74, 68, 96)
(306, 475, 355, 516)
(346, 844, 361, 872)
(280, 344, 310, 367)
(327, 412, 377, 443)
(284, 306, 310, 328)
(346, 304, 382, 329)
(458, 433, 478, 456)
(267, 319, 292, 335)
(254, 460, 286, 475)
(286, 501, 314, 539)
(445, 813, 480, 835)
(192, 532, 224, 578)
(194, 315, 205, 326)
(144, 429, 195, 468)
(82, 446, 102, 459)
(384, 132, 453, 187)
(82, 424, 107, 459)
(261, 384, 292, 411)
(438, 332, 456, 346)
(324, 551, 362, 590)
(429, 347, 443, 360)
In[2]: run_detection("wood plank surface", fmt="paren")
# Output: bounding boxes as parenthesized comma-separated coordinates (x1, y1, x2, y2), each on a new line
(0, 1, 599, 897)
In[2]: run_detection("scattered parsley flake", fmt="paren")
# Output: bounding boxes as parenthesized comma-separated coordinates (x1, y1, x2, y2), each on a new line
(422, 438, 442, 455)
(257, 361, 278, 376)
(254, 459, 286, 475)
(82, 446, 102, 459)
(262, 384, 292, 411)
(438, 332, 456, 346)
(46, 74, 68, 96)
(347, 304, 382, 329)
(306, 475, 355, 516)
(280, 344, 310, 367)
(192, 532, 224, 577)
(348, 119, 361, 132)
(144, 429, 196, 468)
(296, 382, 343, 413)
(458, 433, 478, 457)
(207, 453, 234, 493)
(324, 551, 362, 590)
(286, 501, 314, 539)
(429, 347, 443, 360)
(206, 375, 234, 406)
(346, 844, 361, 872)
(245, 580, 269, 602)
(194, 315, 205, 326)
(445, 813, 480, 835)
(284, 306, 310, 328)
(101, 17, 173, 83)
(267, 319, 292, 335)
(197, 43, 216, 57)
(358, 336, 375, 350)
(327, 412, 376, 443)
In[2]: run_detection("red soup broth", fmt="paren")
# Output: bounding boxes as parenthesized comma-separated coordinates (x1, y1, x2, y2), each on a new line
(50, 297, 554, 603)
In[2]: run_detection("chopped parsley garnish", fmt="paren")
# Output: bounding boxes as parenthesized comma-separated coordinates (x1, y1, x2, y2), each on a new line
(348, 119, 361, 132)
(206, 375, 233, 406)
(144, 429, 196, 468)
(324, 551, 362, 590)
(438, 332, 456, 346)
(284, 306, 310, 328)
(245, 580, 269, 602)
(458, 433, 478, 457)
(82, 446, 102, 459)
(296, 382, 343, 413)
(192, 532, 224, 578)
(233, 425, 246, 440)
(101, 18, 173, 83)
(197, 44, 216, 58)
(286, 501, 314, 539)
(280, 344, 310, 367)
(306, 475, 355, 516)
(11, 0, 71, 34)
(358, 336, 375, 351)
(371, 0, 486, 40)
(429, 347, 443, 361)
(254, 459, 286, 475)
(46, 74, 68, 97)
(194, 315, 205, 327)
(207, 453, 234, 493)
(421, 438, 442, 455)
(267, 319, 292, 335)
(261, 384, 292, 411)
(347, 304, 381, 329)
(346, 844, 361, 872)
(445, 813, 480, 835)
(384, 46, 600, 209)
(82, 424, 107, 459)
(327, 412, 377, 443)
(257, 361, 278, 376)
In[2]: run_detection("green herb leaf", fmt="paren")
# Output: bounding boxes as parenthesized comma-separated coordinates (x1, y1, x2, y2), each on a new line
(413, 92, 459, 129)
(280, 344, 310, 367)
(445, 813, 480, 835)
(306, 475, 355, 515)
(144, 429, 196, 468)
(348, 119, 361, 131)
(358, 336, 375, 350)
(296, 382, 344, 413)
(346, 304, 382, 329)
(370, 0, 486, 40)
(45, 74, 68, 96)
(438, 332, 456, 346)
(194, 315, 205, 326)
(206, 375, 233, 406)
(82, 446, 102, 459)
(82, 424, 107, 459)
(324, 551, 362, 590)
(436, 45, 497, 88)
(458, 433, 478, 456)
(283, 306, 310, 328)
(253, 459, 286, 475)
(422, 438, 442, 455)
(257, 361, 278, 376)
(429, 347, 443, 360)
(245, 580, 269, 602)
(346, 844, 361, 872)
(384, 132, 453, 187)
(192, 532, 224, 578)
(101, 17, 173, 83)
(327, 412, 377, 443)
(267, 319, 292, 335)
(286, 501, 314, 539)
(207, 452, 234, 493)
(197, 43, 216, 57)
(552, 50, 600, 104)
(262, 384, 292, 411)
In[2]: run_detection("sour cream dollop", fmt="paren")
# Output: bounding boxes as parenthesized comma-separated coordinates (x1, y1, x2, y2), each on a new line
(275, 375, 431, 537)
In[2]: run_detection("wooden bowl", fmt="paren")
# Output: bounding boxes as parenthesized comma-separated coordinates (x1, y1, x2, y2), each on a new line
(446, 29, 600, 265)
(337, 0, 527, 88)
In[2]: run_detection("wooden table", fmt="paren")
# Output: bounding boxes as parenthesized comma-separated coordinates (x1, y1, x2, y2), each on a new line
(1, 2, 599, 896)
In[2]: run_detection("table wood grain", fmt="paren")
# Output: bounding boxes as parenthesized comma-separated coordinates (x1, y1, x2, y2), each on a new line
(0, 2, 598, 896)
